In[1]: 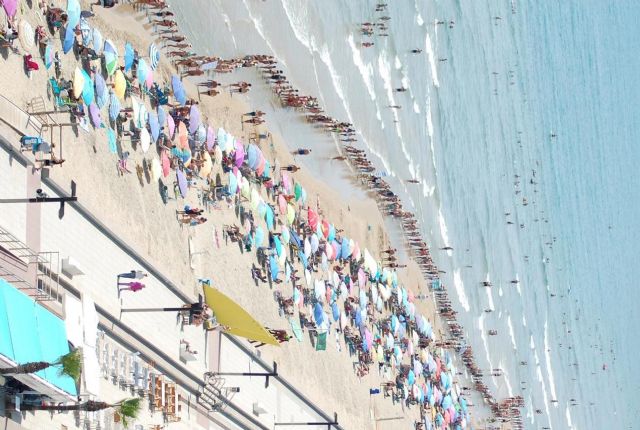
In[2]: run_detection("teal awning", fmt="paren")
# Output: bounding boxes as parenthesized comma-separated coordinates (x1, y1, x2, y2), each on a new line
(0, 279, 77, 396)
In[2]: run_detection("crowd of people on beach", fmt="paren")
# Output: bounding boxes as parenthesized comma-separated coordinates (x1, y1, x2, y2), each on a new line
(0, 0, 527, 427)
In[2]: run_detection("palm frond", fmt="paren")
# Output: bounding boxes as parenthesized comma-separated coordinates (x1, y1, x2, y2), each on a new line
(55, 348, 82, 383)
(117, 398, 142, 428)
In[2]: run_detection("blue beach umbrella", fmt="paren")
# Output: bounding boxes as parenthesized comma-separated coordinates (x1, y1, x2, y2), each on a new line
(327, 224, 336, 242)
(254, 226, 264, 247)
(108, 92, 121, 120)
(355, 309, 362, 327)
(331, 302, 340, 321)
(44, 44, 53, 69)
(269, 255, 279, 280)
(341, 238, 351, 259)
(359, 289, 368, 307)
(265, 205, 275, 231)
(228, 172, 237, 194)
(66, 0, 81, 30)
(408, 370, 416, 386)
(189, 105, 201, 134)
(290, 230, 302, 248)
(441, 394, 453, 410)
(149, 42, 160, 70)
(298, 250, 308, 270)
(273, 235, 283, 257)
(92, 28, 103, 54)
(94, 73, 108, 108)
(81, 70, 94, 105)
(124, 42, 135, 72)
(63, 25, 75, 54)
(103, 39, 118, 76)
(314, 303, 324, 325)
(148, 112, 160, 143)
(176, 170, 188, 198)
(247, 144, 259, 169)
(137, 58, 148, 84)
(157, 107, 167, 132)
(171, 75, 187, 105)
(80, 18, 92, 46)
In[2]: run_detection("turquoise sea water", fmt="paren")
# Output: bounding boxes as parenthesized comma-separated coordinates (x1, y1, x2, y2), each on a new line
(168, 1, 640, 428)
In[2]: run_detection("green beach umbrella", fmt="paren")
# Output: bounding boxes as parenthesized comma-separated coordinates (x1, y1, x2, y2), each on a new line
(103, 39, 118, 76)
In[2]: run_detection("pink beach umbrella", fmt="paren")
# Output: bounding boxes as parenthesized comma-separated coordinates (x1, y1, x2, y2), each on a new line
(307, 208, 318, 230)
(178, 121, 188, 149)
(321, 220, 330, 238)
(234, 140, 245, 167)
(278, 194, 287, 215)
(2, 0, 18, 18)
(256, 154, 266, 176)
(358, 268, 366, 287)
(161, 151, 170, 177)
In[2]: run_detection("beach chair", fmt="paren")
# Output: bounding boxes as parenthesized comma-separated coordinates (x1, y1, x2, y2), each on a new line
(139, 366, 150, 395)
(110, 348, 119, 382)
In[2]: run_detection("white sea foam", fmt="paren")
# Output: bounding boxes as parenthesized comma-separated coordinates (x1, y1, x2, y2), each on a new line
(281, 0, 312, 51)
(453, 269, 470, 312)
(220, 12, 238, 50)
(544, 321, 559, 404)
(523, 314, 527, 327)
(347, 34, 376, 102)
(484, 273, 495, 310)
(413, 101, 421, 113)
(507, 315, 518, 350)
(394, 56, 402, 70)
(498, 285, 503, 297)
(242, 0, 285, 65)
(534, 346, 553, 425)
(425, 33, 440, 87)
(422, 182, 435, 197)
(565, 405, 574, 429)
(499, 359, 514, 396)
(478, 315, 497, 386)
(515, 273, 522, 296)
(416, 14, 424, 26)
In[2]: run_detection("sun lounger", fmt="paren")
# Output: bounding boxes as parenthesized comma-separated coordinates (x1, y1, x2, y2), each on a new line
(288, 317, 304, 342)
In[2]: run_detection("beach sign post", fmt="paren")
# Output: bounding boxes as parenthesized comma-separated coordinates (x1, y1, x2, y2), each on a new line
(209, 362, 278, 389)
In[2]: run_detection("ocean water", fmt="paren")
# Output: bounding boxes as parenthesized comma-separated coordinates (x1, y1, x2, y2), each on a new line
(167, 1, 640, 428)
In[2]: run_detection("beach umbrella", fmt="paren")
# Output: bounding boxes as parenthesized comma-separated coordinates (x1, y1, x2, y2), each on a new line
(107, 128, 117, 153)
(177, 121, 188, 148)
(254, 226, 264, 247)
(188, 105, 200, 134)
(80, 18, 92, 47)
(92, 28, 103, 54)
(228, 172, 238, 194)
(364, 328, 373, 352)
(247, 144, 259, 169)
(140, 128, 150, 153)
(124, 42, 135, 72)
(341, 238, 351, 259)
(43, 44, 54, 69)
(108, 93, 121, 121)
(66, 0, 81, 29)
(408, 369, 416, 386)
(103, 39, 118, 76)
(161, 151, 170, 177)
(89, 103, 103, 128)
(137, 58, 148, 85)
(307, 208, 318, 230)
(256, 155, 266, 177)
(63, 24, 75, 54)
(200, 152, 212, 178)
(277, 194, 287, 215)
(150, 158, 161, 182)
(149, 42, 160, 70)
(2, 0, 17, 18)
(287, 204, 295, 225)
(171, 75, 187, 105)
(148, 112, 160, 143)
(234, 140, 245, 167)
(144, 68, 153, 89)
(137, 102, 147, 129)
(94, 73, 108, 108)
(206, 126, 215, 151)
(441, 395, 453, 410)
(269, 255, 279, 280)
(265, 205, 275, 230)
(18, 20, 34, 52)
(167, 114, 175, 140)
(72, 67, 84, 99)
(176, 170, 188, 197)
(313, 303, 324, 325)
(195, 124, 206, 143)
(281, 226, 290, 244)
(113, 70, 126, 100)
(294, 183, 302, 201)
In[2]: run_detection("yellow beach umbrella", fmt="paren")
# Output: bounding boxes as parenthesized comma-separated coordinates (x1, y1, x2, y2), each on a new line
(250, 188, 261, 210)
(151, 158, 161, 181)
(286, 204, 295, 225)
(114, 70, 126, 100)
(203, 285, 279, 346)
(240, 177, 251, 199)
(200, 152, 212, 178)
(73, 67, 84, 100)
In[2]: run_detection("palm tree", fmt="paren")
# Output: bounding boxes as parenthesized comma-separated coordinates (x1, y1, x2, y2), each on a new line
(20, 398, 142, 427)
(1, 348, 82, 383)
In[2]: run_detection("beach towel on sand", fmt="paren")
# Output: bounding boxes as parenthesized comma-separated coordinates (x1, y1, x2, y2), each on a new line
(288, 317, 303, 342)
(316, 331, 327, 351)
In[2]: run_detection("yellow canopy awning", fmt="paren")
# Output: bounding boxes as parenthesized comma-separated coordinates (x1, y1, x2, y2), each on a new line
(203, 285, 279, 346)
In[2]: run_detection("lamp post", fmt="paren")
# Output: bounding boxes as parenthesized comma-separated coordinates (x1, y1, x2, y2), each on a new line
(206, 362, 278, 389)
(0, 181, 77, 218)
(274, 412, 339, 429)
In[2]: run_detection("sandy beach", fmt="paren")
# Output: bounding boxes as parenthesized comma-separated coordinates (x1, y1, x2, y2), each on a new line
(0, 1, 509, 429)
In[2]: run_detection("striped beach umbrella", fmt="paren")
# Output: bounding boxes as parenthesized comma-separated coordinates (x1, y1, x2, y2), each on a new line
(18, 21, 34, 52)
(149, 43, 160, 70)
(103, 40, 118, 76)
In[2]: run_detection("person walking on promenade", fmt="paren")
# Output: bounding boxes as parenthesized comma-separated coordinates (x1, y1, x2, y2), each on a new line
(118, 281, 145, 293)
(118, 270, 148, 280)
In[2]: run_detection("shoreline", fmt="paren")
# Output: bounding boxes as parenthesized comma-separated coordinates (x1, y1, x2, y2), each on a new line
(0, 0, 514, 428)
